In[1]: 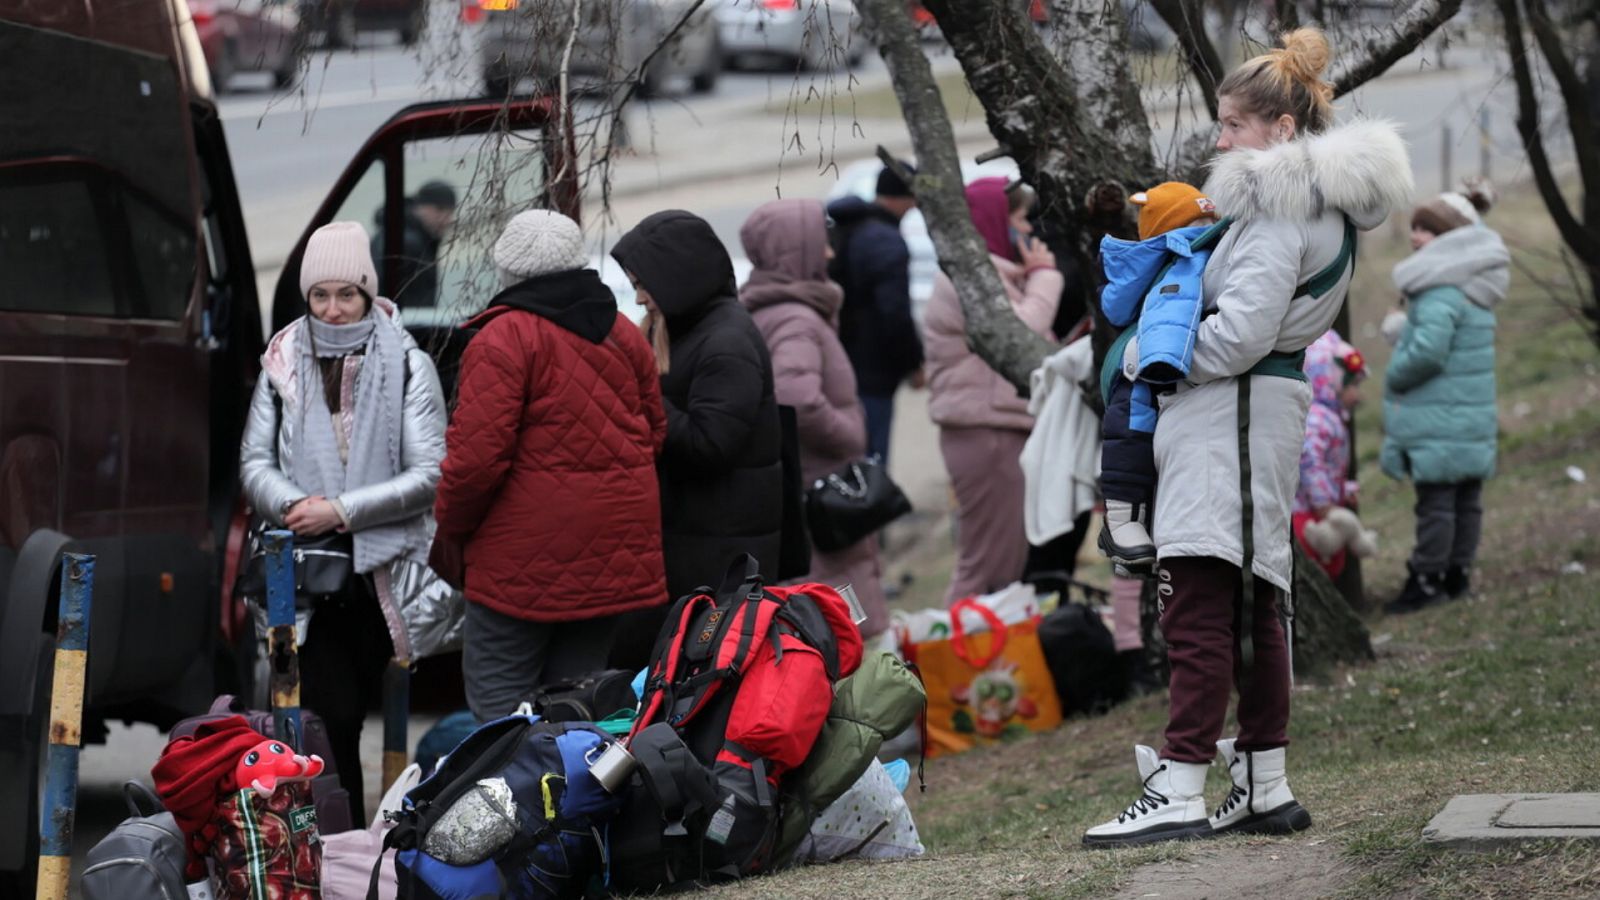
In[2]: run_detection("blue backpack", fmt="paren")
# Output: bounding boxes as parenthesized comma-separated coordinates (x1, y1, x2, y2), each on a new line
(368, 715, 624, 900)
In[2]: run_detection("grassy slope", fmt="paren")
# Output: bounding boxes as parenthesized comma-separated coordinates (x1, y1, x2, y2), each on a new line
(711, 187, 1600, 898)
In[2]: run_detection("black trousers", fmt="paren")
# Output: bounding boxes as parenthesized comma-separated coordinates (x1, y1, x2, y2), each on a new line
(298, 575, 393, 824)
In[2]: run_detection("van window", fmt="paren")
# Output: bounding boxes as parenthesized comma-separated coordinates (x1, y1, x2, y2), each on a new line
(1, 19, 197, 320)
(0, 168, 194, 320)
(363, 132, 547, 326)
(0, 179, 117, 316)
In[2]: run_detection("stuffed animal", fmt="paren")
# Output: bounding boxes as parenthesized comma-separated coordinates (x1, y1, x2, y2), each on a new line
(1303, 506, 1378, 561)
(234, 739, 325, 800)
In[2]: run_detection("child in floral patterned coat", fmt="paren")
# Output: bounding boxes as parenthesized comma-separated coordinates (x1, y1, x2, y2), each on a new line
(1293, 328, 1376, 576)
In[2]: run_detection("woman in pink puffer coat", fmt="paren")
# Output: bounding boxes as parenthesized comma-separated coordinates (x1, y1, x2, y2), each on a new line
(924, 178, 1062, 604)
(739, 198, 889, 637)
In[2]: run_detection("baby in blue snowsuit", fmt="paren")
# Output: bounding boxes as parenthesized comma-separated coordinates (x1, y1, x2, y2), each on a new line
(1097, 183, 1219, 574)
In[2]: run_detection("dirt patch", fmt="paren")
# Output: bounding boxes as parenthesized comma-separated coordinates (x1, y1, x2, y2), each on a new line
(1113, 840, 1349, 900)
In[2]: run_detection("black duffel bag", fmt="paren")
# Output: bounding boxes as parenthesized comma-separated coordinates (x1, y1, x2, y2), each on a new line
(804, 458, 912, 552)
(530, 669, 638, 722)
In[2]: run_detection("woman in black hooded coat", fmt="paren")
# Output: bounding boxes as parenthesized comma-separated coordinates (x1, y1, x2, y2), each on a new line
(609, 210, 784, 664)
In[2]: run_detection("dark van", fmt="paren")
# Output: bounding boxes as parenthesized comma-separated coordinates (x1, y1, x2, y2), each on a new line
(0, 0, 577, 887)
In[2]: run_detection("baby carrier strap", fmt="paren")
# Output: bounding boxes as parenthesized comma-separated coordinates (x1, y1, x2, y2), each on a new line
(1236, 214, 1357, 675)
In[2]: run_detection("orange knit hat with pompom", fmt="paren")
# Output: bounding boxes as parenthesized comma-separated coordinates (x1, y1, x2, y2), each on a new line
(1130, 183, 1218, 241)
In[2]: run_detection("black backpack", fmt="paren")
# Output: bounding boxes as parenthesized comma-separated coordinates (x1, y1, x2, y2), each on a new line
(1037, 590, 1122, 717)
(81, 782, 188, 900)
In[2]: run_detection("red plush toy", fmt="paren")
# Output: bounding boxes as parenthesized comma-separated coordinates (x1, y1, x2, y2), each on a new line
(234, 739, 325, 800)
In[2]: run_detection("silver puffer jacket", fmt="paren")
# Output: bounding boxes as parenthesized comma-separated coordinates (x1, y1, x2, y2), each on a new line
(239, 301, 463, 660)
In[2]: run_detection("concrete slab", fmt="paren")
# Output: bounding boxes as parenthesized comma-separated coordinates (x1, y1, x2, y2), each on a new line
(1423, 793, 1600, 851)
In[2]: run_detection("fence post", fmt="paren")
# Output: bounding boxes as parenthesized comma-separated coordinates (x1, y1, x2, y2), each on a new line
(382, 658, 411, 792)
(1441, 124, 1453, 193)
(1479, 106, 1492, 181)
(264, 529, 302, 753)
(35, 553, 94, 900)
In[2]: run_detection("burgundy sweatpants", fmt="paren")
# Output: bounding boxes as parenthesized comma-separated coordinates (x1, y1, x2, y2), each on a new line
(1158, 556, 1291, 763)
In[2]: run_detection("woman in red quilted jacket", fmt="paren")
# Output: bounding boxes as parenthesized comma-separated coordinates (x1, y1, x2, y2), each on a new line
(431, 210, 669, 721)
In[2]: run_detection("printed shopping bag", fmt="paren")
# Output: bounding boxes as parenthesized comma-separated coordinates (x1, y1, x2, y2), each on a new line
(209, 781, 322, 900)
(906, 598, 1063, 758)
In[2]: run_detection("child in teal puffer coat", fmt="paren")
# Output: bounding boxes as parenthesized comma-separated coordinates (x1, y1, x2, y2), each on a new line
(1381, 183, 1507, 612)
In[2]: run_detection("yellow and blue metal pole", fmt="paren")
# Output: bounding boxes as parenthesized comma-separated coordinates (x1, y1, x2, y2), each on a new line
(264, 529, 302, 752)
(382, 657, 410, 792)
(35, 553, 94, 900)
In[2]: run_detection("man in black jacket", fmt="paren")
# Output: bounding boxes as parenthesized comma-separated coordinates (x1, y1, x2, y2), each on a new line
(826, 163, 924, 464)
(375, 180, 456, 308)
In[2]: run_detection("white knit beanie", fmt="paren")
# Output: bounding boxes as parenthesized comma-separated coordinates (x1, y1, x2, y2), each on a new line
(1436, 192, 1483, 227)
(493, 210, 588, 287)
(300, 221, 378, 300)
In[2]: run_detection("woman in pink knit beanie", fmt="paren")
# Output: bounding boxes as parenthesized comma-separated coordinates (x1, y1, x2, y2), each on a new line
(238, 221, 455, 821)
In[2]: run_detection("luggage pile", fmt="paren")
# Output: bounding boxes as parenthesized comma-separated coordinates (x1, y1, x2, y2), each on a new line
(89, 554, 928, 899)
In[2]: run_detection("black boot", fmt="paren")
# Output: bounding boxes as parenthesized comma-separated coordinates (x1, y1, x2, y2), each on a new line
(1385, 564, 1446, 614)
(1443, 565, 1471, 599)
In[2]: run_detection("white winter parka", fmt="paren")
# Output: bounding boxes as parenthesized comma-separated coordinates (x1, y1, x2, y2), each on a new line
(1151, 119, 1413, 590)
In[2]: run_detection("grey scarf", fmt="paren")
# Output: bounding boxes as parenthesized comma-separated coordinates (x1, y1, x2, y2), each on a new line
(290, 312, 412, 573)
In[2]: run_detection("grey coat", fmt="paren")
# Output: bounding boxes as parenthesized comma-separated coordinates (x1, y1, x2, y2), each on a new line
(239, 302, 462, 659)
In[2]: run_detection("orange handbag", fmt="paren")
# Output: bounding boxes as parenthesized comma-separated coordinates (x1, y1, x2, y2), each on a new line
(904, 598, 1063, 758)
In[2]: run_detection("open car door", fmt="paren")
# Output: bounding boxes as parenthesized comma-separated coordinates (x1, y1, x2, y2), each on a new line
(272, 96, 580, 396)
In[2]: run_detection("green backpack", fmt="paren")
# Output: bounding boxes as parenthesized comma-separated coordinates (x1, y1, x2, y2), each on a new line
(770, 651, 927, 869)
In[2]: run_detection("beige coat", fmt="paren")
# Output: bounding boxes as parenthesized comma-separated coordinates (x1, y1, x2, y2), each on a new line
(924, 255, 1062, 432)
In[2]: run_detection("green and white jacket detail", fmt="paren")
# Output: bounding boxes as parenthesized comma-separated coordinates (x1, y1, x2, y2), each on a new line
(1381, 225, 1509, 484)
(1151, 119, 1414, 592)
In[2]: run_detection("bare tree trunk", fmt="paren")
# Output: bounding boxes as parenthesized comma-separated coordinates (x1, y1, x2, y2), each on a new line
(921, 0, 1160, 254)
(1497, 0, 1600, 344)
(854, 0, 1056, 391)
(1044, 0, 1158, 154)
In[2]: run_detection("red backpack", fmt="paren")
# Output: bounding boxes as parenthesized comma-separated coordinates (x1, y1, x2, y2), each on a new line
(611, 555, 863, 889)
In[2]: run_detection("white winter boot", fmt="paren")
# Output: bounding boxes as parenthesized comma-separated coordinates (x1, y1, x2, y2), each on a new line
(1099, 500, 1157, 574)
(1082, 745, 1211, 848)
(1209, 739, 1313, 835)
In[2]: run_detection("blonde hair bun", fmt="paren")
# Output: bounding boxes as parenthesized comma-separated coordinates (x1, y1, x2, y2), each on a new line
(1276, 27, 1332, 84)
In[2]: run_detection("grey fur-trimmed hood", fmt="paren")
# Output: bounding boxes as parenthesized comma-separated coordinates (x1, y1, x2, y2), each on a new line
(1202, 118, 1414, 230)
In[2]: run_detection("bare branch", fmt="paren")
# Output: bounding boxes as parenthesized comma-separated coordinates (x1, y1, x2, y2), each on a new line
(1275, 0, 1301, 31)
(1524, 0, 1600, 192)
(1332, 0, 1465, 97)
(1149, 0, 1224, 118)
(1496, 0, 1600, 260)
(855, 0, 1056, 392)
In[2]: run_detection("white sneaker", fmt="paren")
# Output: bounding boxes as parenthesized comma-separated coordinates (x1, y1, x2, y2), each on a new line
(1082, 745, 1211, 848)
(1209, 739, 1313, 835)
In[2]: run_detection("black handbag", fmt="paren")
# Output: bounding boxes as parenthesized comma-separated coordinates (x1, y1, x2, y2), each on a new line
(804, 458, 912, 553)
(234, 526, 355, 604)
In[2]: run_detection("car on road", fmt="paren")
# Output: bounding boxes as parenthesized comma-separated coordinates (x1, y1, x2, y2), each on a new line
(301, 0, 427, 48)
(825, 156, 1018, 329)
(0, 0, 578, 891)
(189, 0, 304, 92)
(477, 0, 723, 98)
(714, 0, 866, 72)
